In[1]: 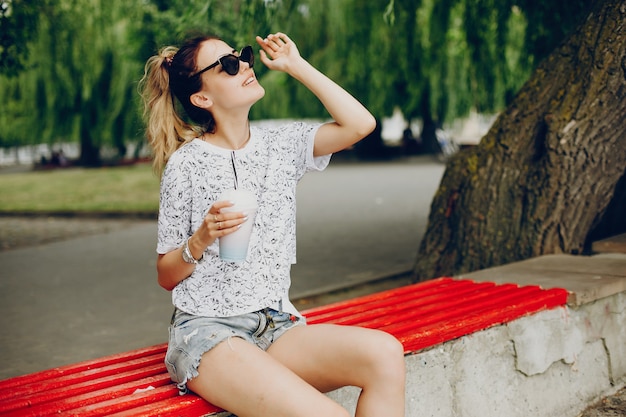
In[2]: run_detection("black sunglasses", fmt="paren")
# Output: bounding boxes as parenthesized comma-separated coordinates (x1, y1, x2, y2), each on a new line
(191, 45, 254, 77)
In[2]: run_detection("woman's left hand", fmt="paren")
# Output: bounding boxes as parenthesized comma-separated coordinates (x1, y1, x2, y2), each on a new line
(256, 33, 303, 73)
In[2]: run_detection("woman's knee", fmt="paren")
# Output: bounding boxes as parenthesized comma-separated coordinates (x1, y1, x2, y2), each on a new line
(365, 331, 406, 382)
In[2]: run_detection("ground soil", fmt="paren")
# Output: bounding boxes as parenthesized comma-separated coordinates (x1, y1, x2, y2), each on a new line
(578, 386, 626, 417)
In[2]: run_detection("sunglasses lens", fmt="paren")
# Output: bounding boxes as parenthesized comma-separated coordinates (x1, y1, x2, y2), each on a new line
(217, 47, 254, 76)
(240, 46, 254, 68)
(221, 55, 240, 75)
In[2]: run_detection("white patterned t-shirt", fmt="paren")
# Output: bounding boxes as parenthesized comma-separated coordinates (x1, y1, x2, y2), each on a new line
(156, 122, 330, 317)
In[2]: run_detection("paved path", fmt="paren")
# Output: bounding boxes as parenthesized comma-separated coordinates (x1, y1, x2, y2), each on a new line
(0, 157, 444, 379)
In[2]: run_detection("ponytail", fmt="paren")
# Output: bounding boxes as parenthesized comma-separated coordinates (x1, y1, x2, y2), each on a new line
(139, 36, 219, 174)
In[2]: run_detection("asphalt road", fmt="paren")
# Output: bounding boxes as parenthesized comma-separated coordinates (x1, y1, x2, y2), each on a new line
(0, 156, 445, 379)
(292, 157, 445, 295)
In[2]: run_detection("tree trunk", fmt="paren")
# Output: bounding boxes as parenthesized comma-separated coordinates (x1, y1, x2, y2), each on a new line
(418, 86, 443, 155)
(413, 0, 626, 280)
(78, 94, 101, 167)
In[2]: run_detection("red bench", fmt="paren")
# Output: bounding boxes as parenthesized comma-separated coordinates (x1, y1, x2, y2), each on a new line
(0, 277, 568, 417)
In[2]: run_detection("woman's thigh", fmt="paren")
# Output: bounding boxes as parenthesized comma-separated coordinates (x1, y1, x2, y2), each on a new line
(267, 324, 405, 393)
(187, 336, 349, 417)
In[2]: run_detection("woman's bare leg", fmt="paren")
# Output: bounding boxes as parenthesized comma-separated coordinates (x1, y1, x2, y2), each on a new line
(268, 324, 406, 417)
(187, 336, 350, 417)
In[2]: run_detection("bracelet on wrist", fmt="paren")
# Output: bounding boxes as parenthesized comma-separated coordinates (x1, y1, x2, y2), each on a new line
(181, 238, 205, 264)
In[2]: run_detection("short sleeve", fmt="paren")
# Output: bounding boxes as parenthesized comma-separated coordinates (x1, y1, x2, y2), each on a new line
(305, 125, 332, 173)
(274, 122, 331, 179)
(156, 154, 194, 254)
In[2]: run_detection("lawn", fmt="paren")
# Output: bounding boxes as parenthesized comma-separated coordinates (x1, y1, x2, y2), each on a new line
(0, 163, 160, 214)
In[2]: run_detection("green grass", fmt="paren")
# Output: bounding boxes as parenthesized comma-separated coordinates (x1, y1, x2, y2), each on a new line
(0, 163, 160, 214)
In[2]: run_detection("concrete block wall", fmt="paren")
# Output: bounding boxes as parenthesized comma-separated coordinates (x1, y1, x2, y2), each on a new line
(328, 291, 625, 417)
(328, 254, 626, 417)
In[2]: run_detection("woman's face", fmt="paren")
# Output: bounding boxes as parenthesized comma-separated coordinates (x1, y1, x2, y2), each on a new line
(194, 39, 265, 112)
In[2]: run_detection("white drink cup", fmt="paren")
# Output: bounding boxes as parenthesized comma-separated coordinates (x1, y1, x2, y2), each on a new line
(218, 189, 258, 262)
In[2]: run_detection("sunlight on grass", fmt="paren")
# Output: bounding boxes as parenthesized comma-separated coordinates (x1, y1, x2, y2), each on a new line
(0, 163, 160, 213)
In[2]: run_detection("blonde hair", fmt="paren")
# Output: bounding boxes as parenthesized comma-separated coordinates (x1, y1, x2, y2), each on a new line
(139, 36, 219, 174)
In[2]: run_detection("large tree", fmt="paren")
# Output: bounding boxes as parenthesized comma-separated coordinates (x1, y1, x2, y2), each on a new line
(0, 0, 150, 165)
(413, 0, 626, 280)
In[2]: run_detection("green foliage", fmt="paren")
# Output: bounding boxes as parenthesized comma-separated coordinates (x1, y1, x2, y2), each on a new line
(518, 0, 594, 62)
(379, 0, 593, 125)
(0, 0, 596, 158)
(0, 0, 48, 76)
(0, 0, 149, 162)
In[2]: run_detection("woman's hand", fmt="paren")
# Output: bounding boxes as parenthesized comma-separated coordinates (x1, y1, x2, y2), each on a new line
(192, 200, 247, 253)
(156, 199, 247, 291)
(256, 33, 304, 74)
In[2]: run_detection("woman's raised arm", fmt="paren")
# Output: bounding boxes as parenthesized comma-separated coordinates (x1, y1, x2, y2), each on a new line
(256, 33, 376, 156)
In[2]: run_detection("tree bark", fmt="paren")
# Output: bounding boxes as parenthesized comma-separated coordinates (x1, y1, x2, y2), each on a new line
(413, 0, 626, 280)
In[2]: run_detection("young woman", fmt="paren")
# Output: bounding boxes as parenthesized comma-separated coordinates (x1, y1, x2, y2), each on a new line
(140, 32, 405, 417)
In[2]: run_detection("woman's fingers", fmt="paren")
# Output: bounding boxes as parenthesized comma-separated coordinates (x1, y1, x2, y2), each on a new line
(206, 209, 248, 238)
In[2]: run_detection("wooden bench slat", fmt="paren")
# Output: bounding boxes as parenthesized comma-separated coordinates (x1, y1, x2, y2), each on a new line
(305, 279, 493, 323)
(380, 285, 543, 335)
(1, 374, 172, 417)
(106, 395, 222, 417)
(47, 385, 178, 417)
(0, 344, 167, 391)
(314, 282, 520, 327)
(398, 288, 568, 352)
(303, 277, 458, 318)
(0, 353, 165, 403)
(0, 366, 169, 414)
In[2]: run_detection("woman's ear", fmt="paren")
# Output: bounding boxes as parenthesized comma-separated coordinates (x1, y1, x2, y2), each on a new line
(190, 92, 213, 109)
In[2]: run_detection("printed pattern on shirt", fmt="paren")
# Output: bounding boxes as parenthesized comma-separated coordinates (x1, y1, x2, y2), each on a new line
(157, 122, 330, 317)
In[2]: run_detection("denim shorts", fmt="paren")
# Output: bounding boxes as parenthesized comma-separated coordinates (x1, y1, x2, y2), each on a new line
(165, 307, 305, 393)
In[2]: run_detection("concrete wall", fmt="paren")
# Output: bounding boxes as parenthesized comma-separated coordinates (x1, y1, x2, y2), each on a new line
(327, 289, 626, 417)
